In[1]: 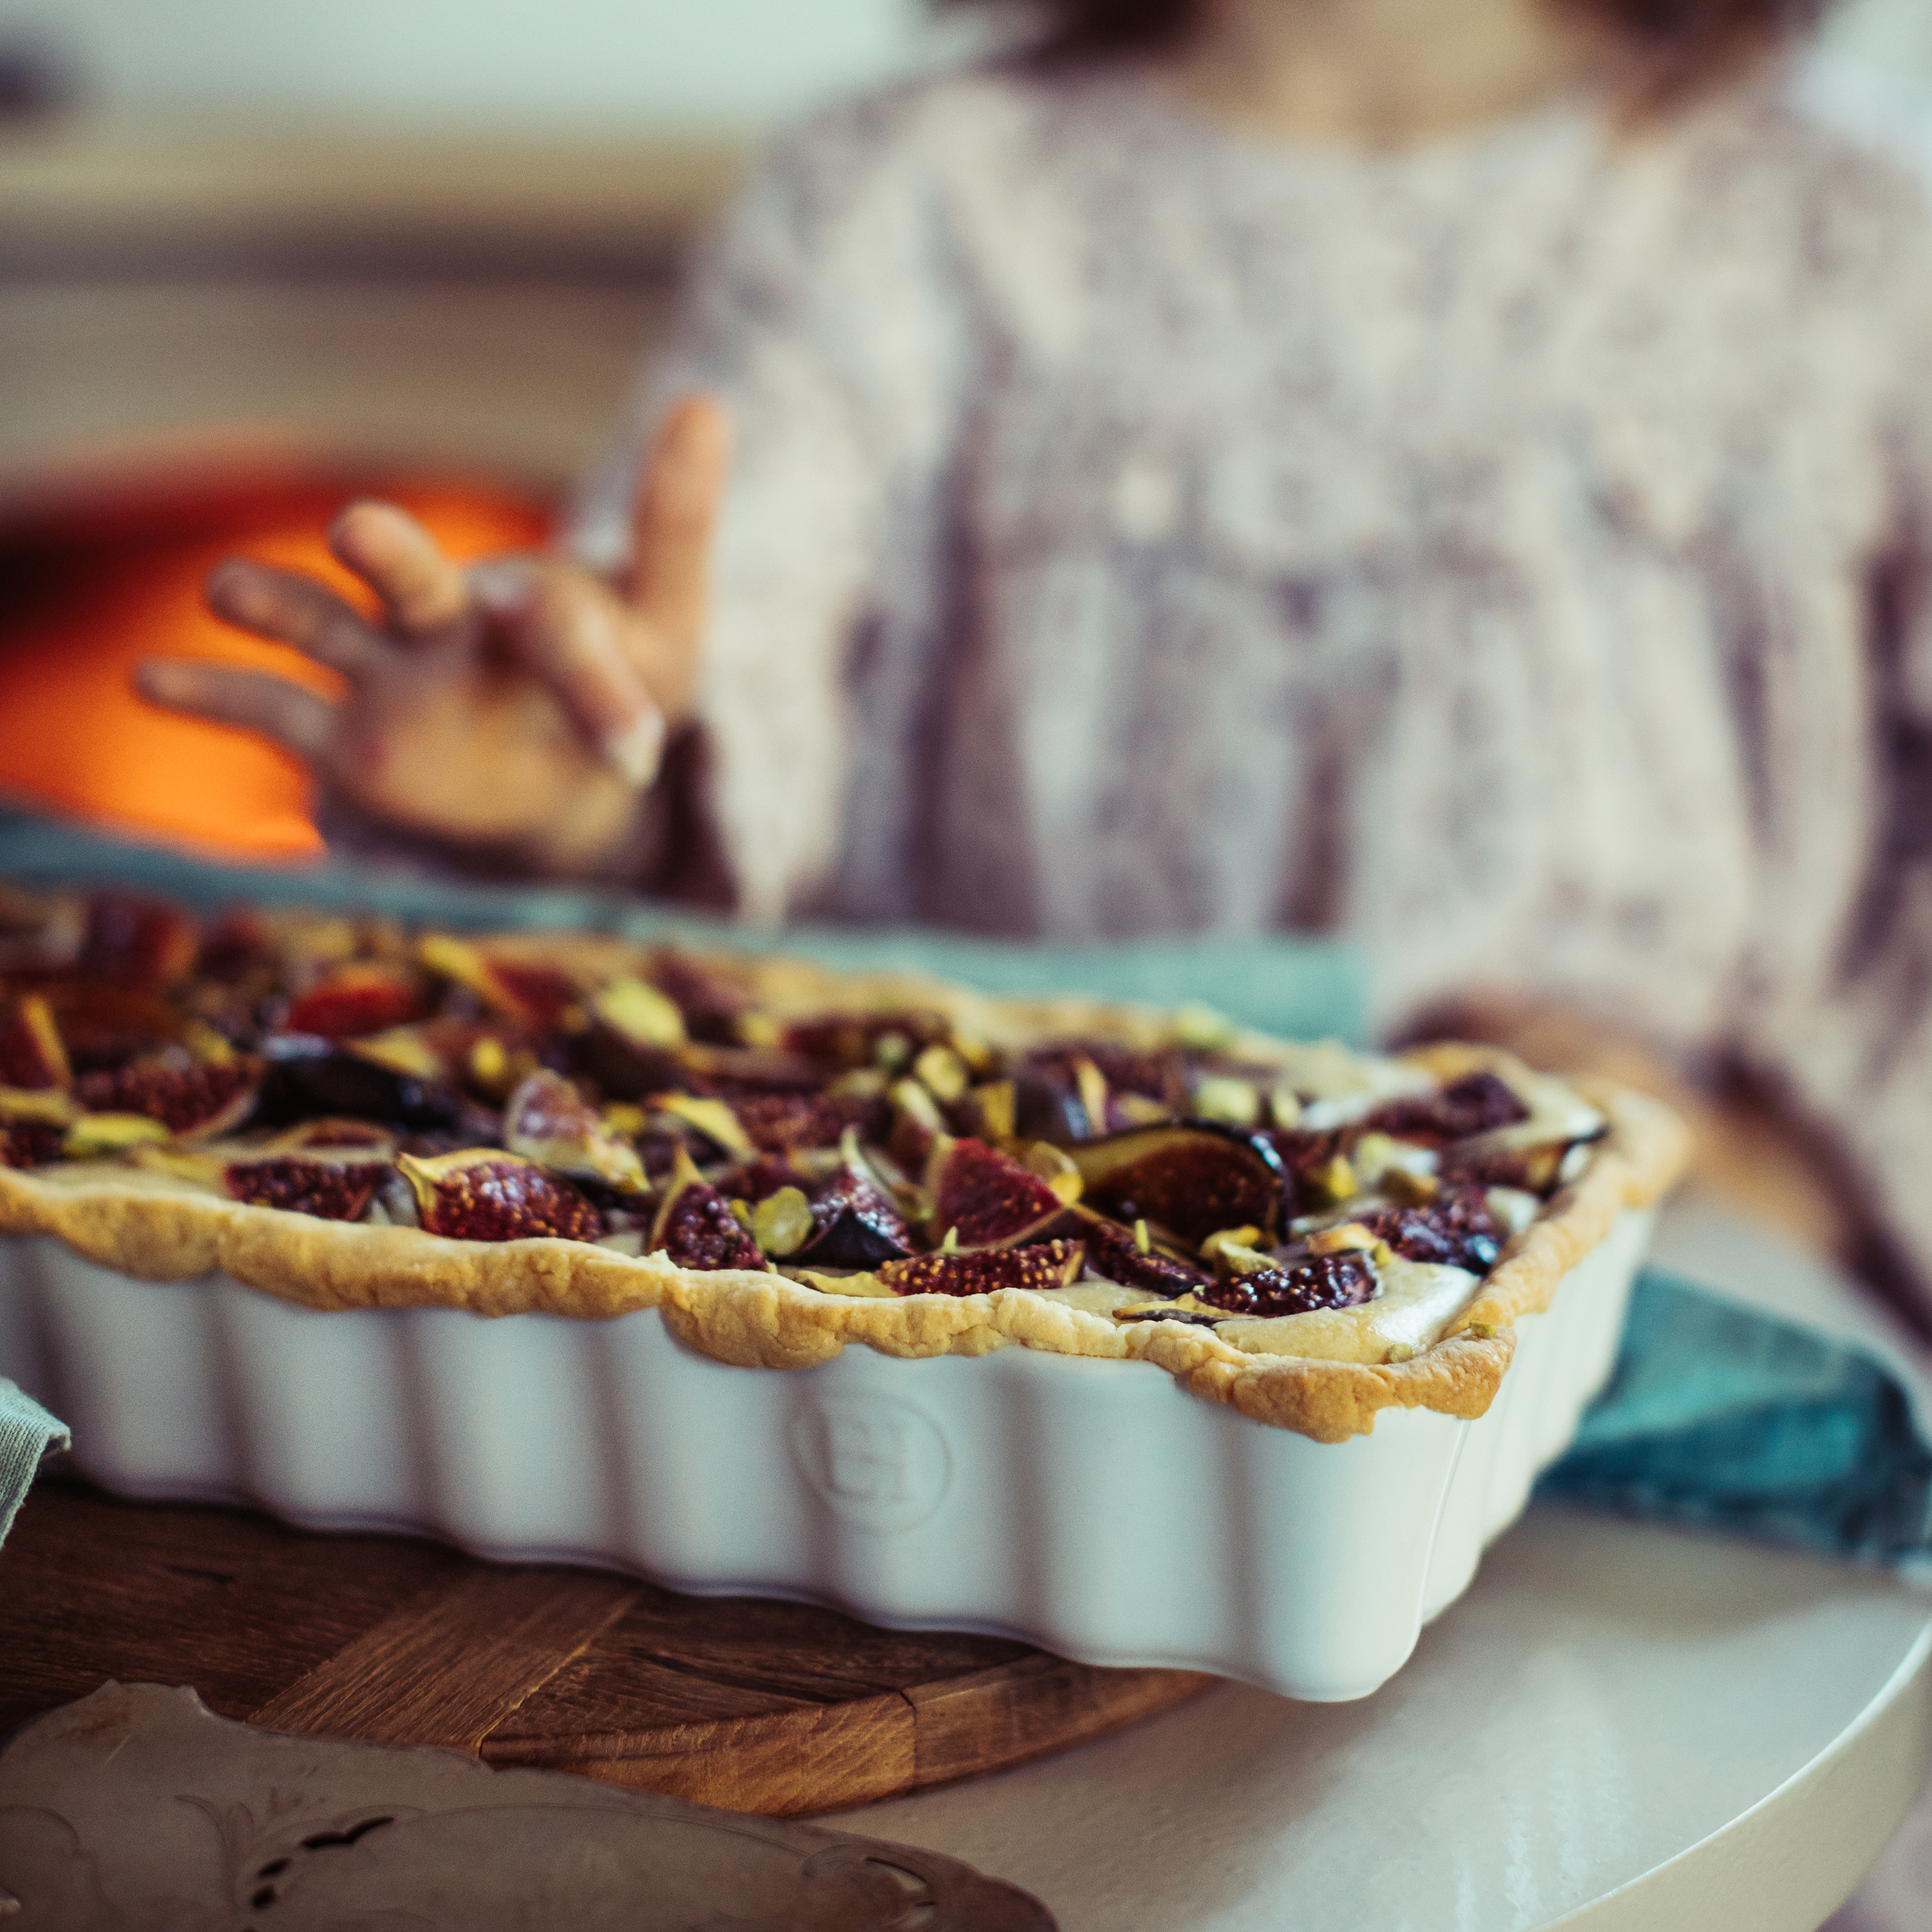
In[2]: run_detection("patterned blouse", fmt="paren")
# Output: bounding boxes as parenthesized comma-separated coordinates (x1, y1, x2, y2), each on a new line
(573, 57, 1932, 1296)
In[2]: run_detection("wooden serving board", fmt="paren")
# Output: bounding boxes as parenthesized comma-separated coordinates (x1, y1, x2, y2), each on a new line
(0, 1482, 1212, 1815)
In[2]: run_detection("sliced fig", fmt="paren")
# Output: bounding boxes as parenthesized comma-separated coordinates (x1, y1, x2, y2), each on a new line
(286, 964, 424, 1041)
(648, 949, 755, 1045)
(880, 1239, 1085, 1298)
(225, 1153, 390, 1221)
(1439, 1139, 1580, 1198)
(648, 1148, 766, 1271)
(30, 983, 185, 1074)
(733, 1090, 875, 1155)
(503, 1068, 645, 1189)
(927, 1137, 1070, 1249)
(1198, 1251, 1376, 1318)
(1357, 1187, 1506, 1273)
(75, 892, 197, 989)
(0, 1117, 66, 1168)
(1359, 1072, 1530, 1149)
(419, 934, 580, 1028)
(797, 1137, 914, 1267)
(782, 1010, 943, 1071)
(72, 1057, 262, 1139)
(0, 994, 68, 1090)
(719, 1153, 812, 1203)
(254, 1037, 475, 1135)
(1076, 1211, 1212, 1298)
(398, 1149, 602, 1242)
(263, 1117, 396, 1153)
(887, 1077, 947, 1170)
(1069, 1122, 1289, 1244)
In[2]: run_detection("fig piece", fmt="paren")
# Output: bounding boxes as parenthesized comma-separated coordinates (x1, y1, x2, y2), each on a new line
(254, 1037, 475, 1135)
(29, 983, 186, 1074)
(782, 1010, 943, 1071)
(76, 892, 197, 990)
(648, 1148, 766, 1271)
(798, 1137, 914, 1267)
(225, 1153, 390, 1221)
(647, 949, 755, 1045)
(1068, 1122, 1289, 1244)
(926, 1137, 1071, 1249)
(503, 1068, 645, 1190)
(1075, 1210, 1212, 1298)
(1439, 1139, 1580, 1198)
(881, 1239, 1086, 1298)
(1, 1119, 66, 1168)
(1198, 1251, 1377, 1318)
(72, 1057, 262, 1140)
(0, 994, 68, 1090)
(1357, 1186, 1506, 1273)
(733, 1090, 875, 1155)
(1359, 1072, 1530, 1149)
(419, 934, 580, 1028)
(398, 1149, 603, 1243)
(286, 965, 424, 1041)
(591, 975, 687, 1051)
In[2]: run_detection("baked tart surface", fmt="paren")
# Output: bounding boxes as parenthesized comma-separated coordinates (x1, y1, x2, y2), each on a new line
(0, 887, 1686, 1441)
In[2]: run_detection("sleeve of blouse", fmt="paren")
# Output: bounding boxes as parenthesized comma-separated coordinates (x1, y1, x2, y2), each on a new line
(567, 91, 971, 924)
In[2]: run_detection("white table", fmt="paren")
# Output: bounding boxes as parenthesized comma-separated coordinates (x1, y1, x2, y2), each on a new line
(833, 1201, 1932, 1932)
(835, 1506, 1932, 1931)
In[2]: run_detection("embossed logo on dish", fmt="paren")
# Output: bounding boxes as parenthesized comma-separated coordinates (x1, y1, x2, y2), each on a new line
(788, 1393, 952, 1532)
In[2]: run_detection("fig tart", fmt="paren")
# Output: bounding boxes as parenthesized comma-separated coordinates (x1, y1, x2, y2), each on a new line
(0, 886, 1687, 1443)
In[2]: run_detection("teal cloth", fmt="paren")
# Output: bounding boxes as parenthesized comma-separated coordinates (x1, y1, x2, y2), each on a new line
(1537, 1269, 1932, 1564)
(0, 1378, 68, 1548)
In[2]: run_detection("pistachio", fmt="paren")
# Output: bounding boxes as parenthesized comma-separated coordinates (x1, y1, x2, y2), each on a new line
(1133, 1217, 1151, 1255)
(963, 1078, 1017, 1141)
(1464, 1321, 1499, 1340)
(1199, 1225, 1264, 1265)
(1268, 1085, 1303, 1129)
(1173, 1002, 1236, 1051)
(1307, 1222, 1377, 1256)
(1306, 1153, 1358, 1206)
(752, 1186, 815, 1258)
(468, 1036, 508, 1090)
(592, 976, 687, 1050)
(601, 1102, 647, 1138)
(1113, 1092, 1171, 1126)
(789, 1268, 897, 1298)
(65, 1112, 171, 1157)
(1386, 1343, 1418, 1364)
(729, 1198, 755, 1231)
(827, 1066, 889, 1101)
(951, 1030, 994, 1075)
(182, 1018, 236, 1067)
(0, 1086, 75, 1125)
(1070, 1054, 1110, 1134)
(1191, 1075, 1260, 1128)
(649, 1092, 755, 1159)
(1384, 1168, 1441, 1206)
(874, 1032, 912, 1070)
(913, 1043, 970, 1104)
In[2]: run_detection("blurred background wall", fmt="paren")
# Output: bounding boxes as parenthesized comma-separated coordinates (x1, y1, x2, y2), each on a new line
(1, 0, 1925, 129)
(0, 0, 1927, 857)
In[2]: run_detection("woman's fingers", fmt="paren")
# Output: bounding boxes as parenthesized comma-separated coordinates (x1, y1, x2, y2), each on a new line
(204, 558, 384, 677)
(498, 567, 667, 788)
(328, 500, 471, 634)
(627, 394, 730, 690)
(136, 658, 341, 764)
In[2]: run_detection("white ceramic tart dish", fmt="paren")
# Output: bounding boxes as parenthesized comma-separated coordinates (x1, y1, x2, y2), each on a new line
(0, 904, 1688, 1699)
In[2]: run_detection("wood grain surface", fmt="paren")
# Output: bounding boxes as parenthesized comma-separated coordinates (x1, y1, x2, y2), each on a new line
(0, 1482, 1212, 1815)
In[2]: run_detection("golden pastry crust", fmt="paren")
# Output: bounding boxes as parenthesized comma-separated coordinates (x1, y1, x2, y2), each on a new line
(0, 958, 1689, 1443)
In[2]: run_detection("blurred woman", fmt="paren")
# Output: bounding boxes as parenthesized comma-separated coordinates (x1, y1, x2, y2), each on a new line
(144, 0, 1932, 1311)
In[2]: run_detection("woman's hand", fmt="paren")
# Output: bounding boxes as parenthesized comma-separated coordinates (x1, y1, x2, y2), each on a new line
(137, 395, 730, 879)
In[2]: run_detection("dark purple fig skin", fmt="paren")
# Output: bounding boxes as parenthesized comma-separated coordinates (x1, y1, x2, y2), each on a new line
(1358, 1072, 1530, 1148)
(254, 1035, 480, 1136)
(1077, 1211, 1211, 1298)
(1069, 1122, 1289, 1244)
(799, 1163, 913, 1267)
